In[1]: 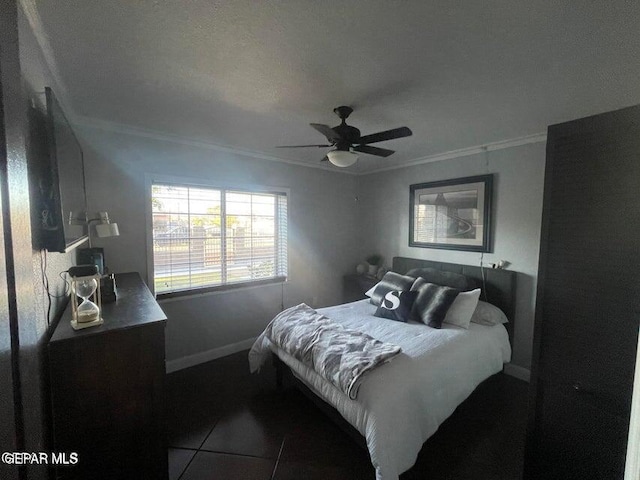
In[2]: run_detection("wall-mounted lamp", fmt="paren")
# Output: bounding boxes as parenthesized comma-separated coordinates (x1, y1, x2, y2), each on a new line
(87, 211, 119, 247)
(77, 212, 120, 300)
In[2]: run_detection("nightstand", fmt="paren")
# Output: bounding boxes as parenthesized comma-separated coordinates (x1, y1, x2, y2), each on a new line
(343, 274, 378, 303)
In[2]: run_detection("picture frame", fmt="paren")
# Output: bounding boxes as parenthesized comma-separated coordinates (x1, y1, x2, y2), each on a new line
(409, 174, 493, 252)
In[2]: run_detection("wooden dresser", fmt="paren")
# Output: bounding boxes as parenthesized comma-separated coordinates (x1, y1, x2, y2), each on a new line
(48, 272, 168, 479)
(525, 105, 640, 479)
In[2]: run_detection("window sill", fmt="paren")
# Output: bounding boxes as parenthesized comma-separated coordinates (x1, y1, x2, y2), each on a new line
(156, 276, 287, 303)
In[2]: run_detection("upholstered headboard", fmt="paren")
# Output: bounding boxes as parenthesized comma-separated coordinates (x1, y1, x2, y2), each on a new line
(392, 257, 517, 343)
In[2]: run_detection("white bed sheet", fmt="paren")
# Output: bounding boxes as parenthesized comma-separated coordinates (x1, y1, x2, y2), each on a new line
(249, 299, 511, 480)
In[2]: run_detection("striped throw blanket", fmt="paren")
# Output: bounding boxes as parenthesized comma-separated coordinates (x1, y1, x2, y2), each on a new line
(264, 303, 402, 399)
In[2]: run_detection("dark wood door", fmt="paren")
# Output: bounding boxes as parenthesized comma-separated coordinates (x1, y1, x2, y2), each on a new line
(526, 105, 640, 479)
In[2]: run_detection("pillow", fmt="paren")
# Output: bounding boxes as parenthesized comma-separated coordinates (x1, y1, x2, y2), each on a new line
(470, 301, 509, 326)
(374, 290, 418, 322)
(410, 280, 460, 328)
(369, 272, 416, 306)
(443, 289, 481, 329)
(365, 282, 379, 298)
(406, 267, 471, 290)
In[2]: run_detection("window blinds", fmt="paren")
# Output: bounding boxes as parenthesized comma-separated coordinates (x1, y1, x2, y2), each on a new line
(151, 183, 287, 295)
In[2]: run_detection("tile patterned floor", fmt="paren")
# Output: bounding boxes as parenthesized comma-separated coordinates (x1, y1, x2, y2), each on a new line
(166, 350, 528, 479)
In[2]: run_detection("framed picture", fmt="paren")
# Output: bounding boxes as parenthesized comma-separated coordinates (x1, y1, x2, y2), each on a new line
(409, 174, 493, 252)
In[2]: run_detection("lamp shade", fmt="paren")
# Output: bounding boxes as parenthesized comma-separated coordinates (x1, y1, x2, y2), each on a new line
(327, 150, 358, 167)
(95, 223, 119, 238)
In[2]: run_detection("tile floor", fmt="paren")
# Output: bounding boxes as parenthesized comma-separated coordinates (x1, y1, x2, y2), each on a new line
(166, 350, 528, 479)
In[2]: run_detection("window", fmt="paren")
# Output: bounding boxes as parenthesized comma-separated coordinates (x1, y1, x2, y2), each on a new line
(150, 182, 287, 295)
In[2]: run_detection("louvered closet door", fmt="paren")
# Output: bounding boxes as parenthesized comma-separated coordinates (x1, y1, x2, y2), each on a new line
(526, 105, 640, 480)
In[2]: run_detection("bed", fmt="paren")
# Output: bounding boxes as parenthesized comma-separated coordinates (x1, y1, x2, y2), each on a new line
(249, 257, 516, 480)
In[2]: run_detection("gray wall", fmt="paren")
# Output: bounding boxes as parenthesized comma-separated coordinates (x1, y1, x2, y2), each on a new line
(19, 0, 75, 322)
(19, 9, 77, 477)
(78, 127, 360, 363)
(356, 142, 546, 370)
(79, 126, 544, 371)
(0, 4, 75, 480)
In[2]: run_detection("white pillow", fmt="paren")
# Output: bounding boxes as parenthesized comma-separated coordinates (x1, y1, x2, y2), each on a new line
(443, 289, 481, 329)
(365, 282, 380, 298)
(470, 300, 509, 326)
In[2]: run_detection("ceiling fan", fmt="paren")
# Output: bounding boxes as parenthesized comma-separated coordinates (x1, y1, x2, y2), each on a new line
(277, 106, 413, 167)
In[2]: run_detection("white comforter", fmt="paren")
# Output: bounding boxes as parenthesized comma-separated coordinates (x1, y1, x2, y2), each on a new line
(249, 299, 511, 480)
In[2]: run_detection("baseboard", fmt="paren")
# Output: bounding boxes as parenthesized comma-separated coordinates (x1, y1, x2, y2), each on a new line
(503, 363, 531, 382)
(166, 337, 257, 374)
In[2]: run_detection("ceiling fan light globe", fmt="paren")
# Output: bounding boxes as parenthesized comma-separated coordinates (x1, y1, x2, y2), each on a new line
(327, 150, 358, 167)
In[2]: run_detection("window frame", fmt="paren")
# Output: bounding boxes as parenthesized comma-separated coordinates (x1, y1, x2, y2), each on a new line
(145, 174, 289, 298)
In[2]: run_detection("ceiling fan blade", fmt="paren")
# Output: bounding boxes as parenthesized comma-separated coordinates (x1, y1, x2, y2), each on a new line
(310, 123, 341, 143)
(276, 144, 332, 148)
(353, 145, 395, 157)
(358, 126, 412, 145)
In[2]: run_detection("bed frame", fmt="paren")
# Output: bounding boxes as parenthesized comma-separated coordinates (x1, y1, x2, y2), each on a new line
(391, 256, 517, 344)
(273, 256, 517, 451)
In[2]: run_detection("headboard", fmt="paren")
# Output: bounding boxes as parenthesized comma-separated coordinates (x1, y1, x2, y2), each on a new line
(392, 257, 517, 343)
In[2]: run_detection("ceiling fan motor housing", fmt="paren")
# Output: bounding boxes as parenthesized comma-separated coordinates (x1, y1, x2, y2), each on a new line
(333, 125, 360, 150)
(332, 106, 359, 150)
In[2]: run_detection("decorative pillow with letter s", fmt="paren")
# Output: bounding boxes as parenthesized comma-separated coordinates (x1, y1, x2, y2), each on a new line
(374, 290, 418, 322)
(369, 272, 416, 306)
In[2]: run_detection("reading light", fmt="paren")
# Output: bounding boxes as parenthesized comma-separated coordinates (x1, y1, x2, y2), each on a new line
(88, 211, 119, 247)
(327, 150, 358, 168)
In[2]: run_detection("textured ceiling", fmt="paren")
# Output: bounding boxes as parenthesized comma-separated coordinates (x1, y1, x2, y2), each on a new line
(28, 0, 640, 172)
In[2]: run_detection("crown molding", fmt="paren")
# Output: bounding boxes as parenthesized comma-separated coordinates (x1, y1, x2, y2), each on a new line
(362, 132, 548, 175)
(73, 115, 357, 174)
(75, 114, 547, 177)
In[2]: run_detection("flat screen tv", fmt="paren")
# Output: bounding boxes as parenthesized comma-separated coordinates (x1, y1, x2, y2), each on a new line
(42, 87, 88, 252)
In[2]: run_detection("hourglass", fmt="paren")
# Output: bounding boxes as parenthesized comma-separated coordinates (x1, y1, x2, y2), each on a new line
(69, 265, 103, 330)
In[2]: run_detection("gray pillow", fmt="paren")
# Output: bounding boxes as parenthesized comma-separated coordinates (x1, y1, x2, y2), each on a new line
(369, 272, 416, 306)
(410, 279, 460, 328)
(470, 300, 509, 326)
(406, 267, 473, 291)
